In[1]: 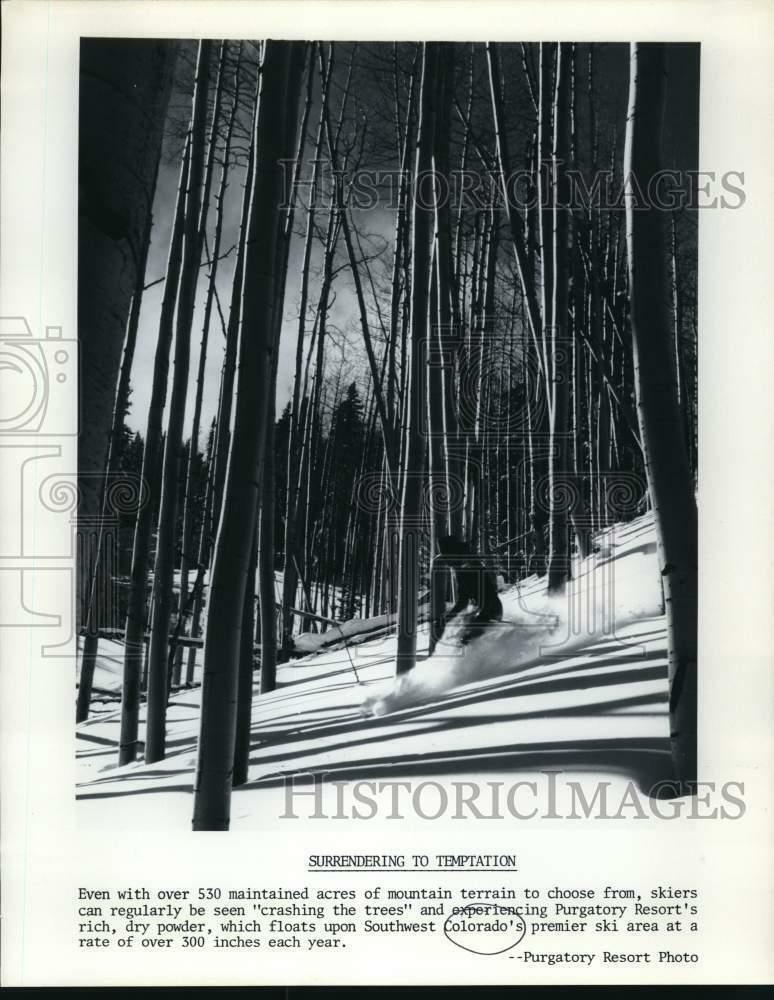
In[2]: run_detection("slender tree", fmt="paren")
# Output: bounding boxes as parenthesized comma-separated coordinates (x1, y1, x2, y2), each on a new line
(433, 43, 462, 541)
(396, 42, 437, 676)
(174, 42, 237, 684)
(184, 86, 260, 685)
(192, 41, 306, 830)
(145, 40, 212, 763)
(281, 45, 326, 655)
(546, 42, 572, 594)
(258, 413, 278, 693)
(233, 527, 257, 786)
(624, 42, 698, 787)
(117, 132, 191, 765)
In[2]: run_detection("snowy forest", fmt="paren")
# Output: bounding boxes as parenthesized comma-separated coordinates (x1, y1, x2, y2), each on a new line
(76, 39, 699, 831)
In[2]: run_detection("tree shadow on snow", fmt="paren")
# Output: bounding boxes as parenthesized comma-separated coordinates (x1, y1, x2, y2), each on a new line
(239, 662, 670, 795)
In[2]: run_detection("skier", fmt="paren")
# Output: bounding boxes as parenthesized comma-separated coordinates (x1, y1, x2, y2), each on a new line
(429, 535, 503, 655)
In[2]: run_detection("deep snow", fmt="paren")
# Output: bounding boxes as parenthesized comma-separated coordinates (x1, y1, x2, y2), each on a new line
(76, 513, 671, 828)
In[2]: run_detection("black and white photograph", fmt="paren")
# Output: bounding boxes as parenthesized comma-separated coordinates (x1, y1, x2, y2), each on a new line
(3, 0, 774, 987)
(74, 37, 700, 830)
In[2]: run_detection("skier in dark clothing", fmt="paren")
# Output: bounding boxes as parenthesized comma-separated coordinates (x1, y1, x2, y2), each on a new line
(429, 534, 503, 655)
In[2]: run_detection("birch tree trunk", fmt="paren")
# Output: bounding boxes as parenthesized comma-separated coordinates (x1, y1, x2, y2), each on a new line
(192, 41, 305, 830)
(486, 44, 544, 379)
(396, 42, 437, 676)
(281, 45, 324, 656)
(546, 42, 572, 594)
(388, 49, 417, 433)
(233, 527, 257, 787)
(538, 44, 555, 341)
(258, 410, 277, 692)
(117, 133, 191, 765)
(209, 103, 257, 537)
(174, 42, 236, 684)
(624, 42, 698, 788)
(258, 239, 287, 689)
(487, 43, 551, 576)
(185, 104, 255, 683)
(433, 43, 462, 540)
(145, 41, 212, 763)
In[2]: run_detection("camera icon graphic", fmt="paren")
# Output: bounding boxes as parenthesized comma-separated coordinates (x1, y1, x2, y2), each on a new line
(0, 317, 78, 435)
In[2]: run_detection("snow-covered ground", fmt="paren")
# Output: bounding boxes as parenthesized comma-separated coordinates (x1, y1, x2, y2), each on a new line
(76, 514, 672, 828)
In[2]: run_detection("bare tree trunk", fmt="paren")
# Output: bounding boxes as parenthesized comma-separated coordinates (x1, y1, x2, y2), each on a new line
(427, 256, 447, 656)
(233, 527, 257, 787)
(258, 383, 278, 692)
(624, 42, 697, 788)
(387, 48, 417, 433)
(210, 125, 255, 535)
(670, 210, 695, 469)
(385, 50, 417, 617)
(396, 43, 437, 676)
(546, 42, 572, 594)
(145, 41, 212, 763)
(476, 209, 498, 554)
(282, 45, 350, 649)
(258, 53, 307, 676)
(258, 476, 277, 692)
(183, 418, 216, 685)
(281, 46, 324, 655)
(319, 46, 396, 479)
(432, 43, 463, 541)
(568, 44, 593, 559)
(174, 42, 236, 684)
(184, 117, 255, 684)
(486, 44, 544, 377)
(192, 41, 305, 830)
(117, 132, 191, 765)
(538, 44, 555, 342)
(461, 212, 484, 540)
